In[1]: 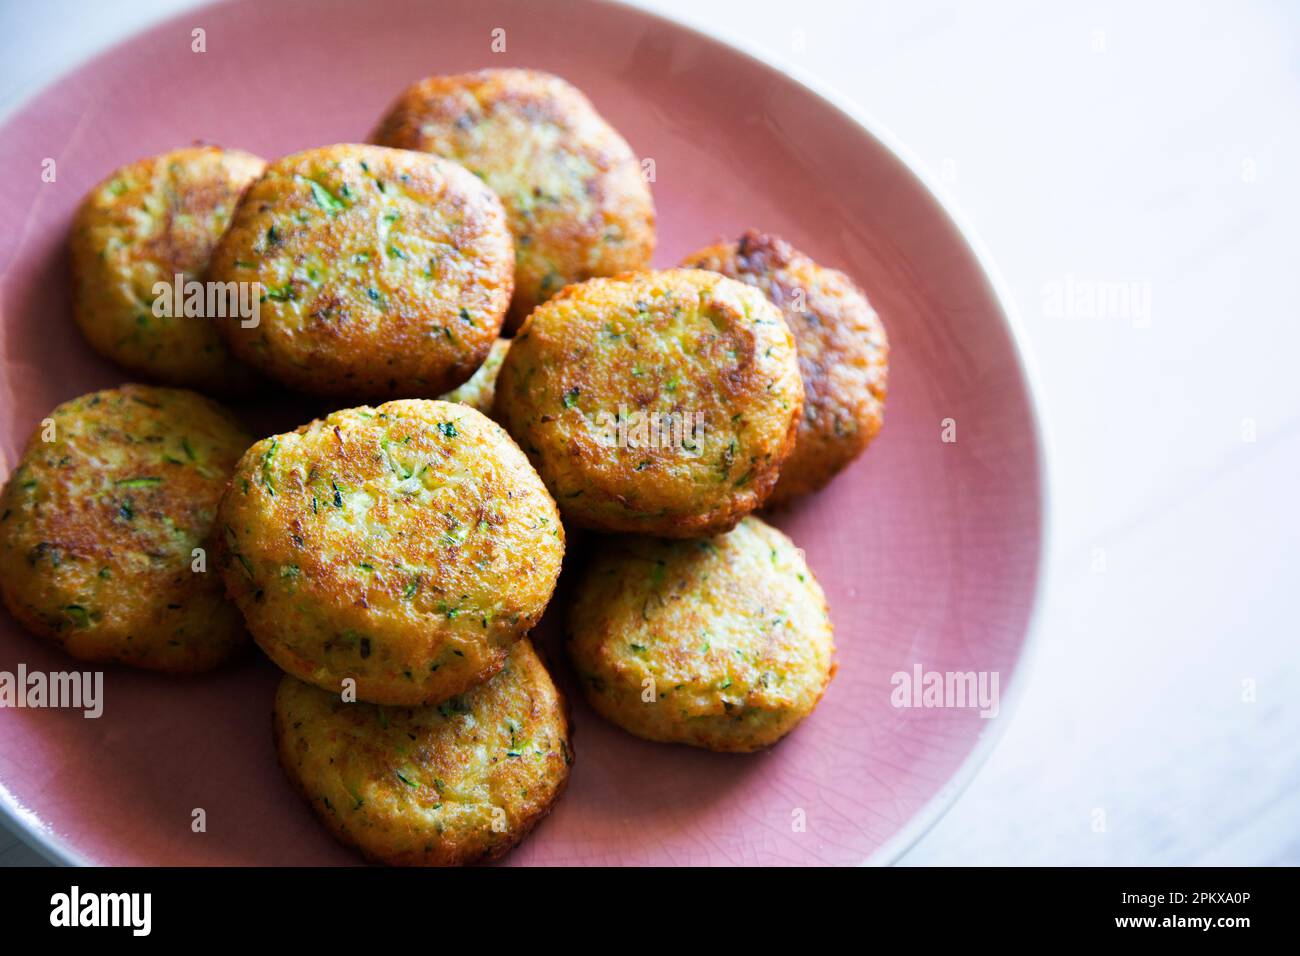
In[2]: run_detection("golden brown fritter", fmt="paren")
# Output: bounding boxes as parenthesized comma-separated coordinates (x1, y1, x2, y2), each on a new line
(438, 337, 509, 417)
(207, 144, 513, 398)
(69, 146, 265, 394)
(0, 385, 251, 672)
(494, 269, 802, 537)
(371, 69, 655, 331)
(567, 517, 835, 752)
(274, 638, 571, 866)
(215, 399, 564, 706)
(682, 231, 888, 505)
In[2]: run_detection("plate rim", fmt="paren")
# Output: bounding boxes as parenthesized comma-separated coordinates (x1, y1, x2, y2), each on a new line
(0, 0, 1053, 868)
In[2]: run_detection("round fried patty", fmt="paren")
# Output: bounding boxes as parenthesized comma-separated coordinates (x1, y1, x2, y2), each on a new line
(274, 637, 571, 866)
(494, 269, 802, 537)
(216, 399, 564, 705)
(567, 516, 835, 752)
(0, 384, 252, 672)
(69, 146, 265, 393)
(208, 144, 513, 398)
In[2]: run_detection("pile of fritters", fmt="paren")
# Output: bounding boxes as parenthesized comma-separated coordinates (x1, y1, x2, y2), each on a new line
(0, 69, 888, 866)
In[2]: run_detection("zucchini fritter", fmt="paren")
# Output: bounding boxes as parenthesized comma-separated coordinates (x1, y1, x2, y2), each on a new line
(0, 385, 251, 672)
(208, 144, 513, 398)
(216, 399, 564, 706)
(567, 517, 835, 752)
(69, 146, 265, 393)
(274, 638, 571, 866)
(494, 269, 802, 537)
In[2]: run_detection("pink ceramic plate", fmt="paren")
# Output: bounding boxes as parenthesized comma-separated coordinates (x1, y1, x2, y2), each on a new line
(0, 0, 1045, 866)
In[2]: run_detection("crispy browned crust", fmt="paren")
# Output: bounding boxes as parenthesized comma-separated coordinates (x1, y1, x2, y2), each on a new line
(215, 399, 564, 706)
(371, 69, 655, 331)
(682, 231, 888, 506)
(0, 384, 252, 672)
(69, 147, 266, 394)
(273, 638, 572, 866)
(494, 269, 803, 537)
(208, 144, 513, 398)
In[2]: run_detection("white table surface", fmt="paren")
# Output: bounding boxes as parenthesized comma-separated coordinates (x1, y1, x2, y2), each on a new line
(2, 0, 1296, 867)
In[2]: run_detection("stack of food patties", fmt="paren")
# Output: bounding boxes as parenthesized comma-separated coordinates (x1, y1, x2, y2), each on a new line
(0, 69, 888, 866)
